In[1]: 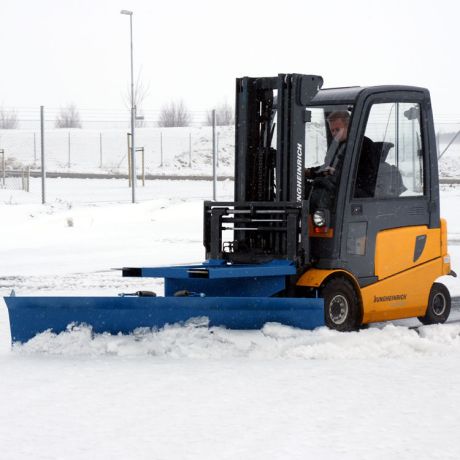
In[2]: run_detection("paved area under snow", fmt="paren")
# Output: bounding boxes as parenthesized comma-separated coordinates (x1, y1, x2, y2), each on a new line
(1, 179, 460, 459)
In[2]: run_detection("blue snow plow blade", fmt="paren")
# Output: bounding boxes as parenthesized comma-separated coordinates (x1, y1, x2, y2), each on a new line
(5, 296, 324, 344)
(4, 260, 325, 343)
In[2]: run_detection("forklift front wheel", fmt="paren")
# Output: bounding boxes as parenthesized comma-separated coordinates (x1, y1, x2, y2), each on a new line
(418, 282, 451, 325)
(322, 277, 360, 332)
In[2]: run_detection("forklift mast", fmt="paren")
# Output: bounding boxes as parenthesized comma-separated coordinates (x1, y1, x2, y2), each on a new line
(204, 74, 323, 268)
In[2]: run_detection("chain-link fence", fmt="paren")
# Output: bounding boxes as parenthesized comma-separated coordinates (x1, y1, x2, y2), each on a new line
(435, 119, 460, 178)
(0, 107, 460, 202)
(0, 148, 30, 192)
(0, 109, 236, 203)
(0, 169, 30, 192)
(0, 126, 235, 177)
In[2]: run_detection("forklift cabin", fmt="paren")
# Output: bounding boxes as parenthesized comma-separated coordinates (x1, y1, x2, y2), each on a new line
(204, 74, 453, 329)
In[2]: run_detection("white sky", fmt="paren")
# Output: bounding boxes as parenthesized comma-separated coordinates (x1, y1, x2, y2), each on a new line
(1, 0, 459, 118)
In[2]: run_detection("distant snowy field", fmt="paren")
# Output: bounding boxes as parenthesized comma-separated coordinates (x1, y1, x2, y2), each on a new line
(1, 178, 460, 459)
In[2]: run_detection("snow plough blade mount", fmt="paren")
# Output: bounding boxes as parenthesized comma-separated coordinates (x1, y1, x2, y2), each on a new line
(4, 261, 325, 344)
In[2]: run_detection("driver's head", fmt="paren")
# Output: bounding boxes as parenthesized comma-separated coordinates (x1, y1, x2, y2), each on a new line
(327, 111, 350, 143)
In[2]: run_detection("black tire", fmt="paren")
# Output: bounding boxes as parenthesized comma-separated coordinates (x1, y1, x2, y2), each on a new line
(321, 277, 361, 332)
(418, 283, 451, 325)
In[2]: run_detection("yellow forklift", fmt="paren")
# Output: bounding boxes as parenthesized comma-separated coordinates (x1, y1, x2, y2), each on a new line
(205, 74, 456, 331)
(5, 74, 456, 342)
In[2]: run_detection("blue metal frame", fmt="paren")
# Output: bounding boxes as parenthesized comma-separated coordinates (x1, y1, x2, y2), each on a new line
(125, 259, 298, 279)
(164, 276, 286, 297)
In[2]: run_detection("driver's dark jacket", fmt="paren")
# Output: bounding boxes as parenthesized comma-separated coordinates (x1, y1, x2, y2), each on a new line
(307, 136, 376, 210)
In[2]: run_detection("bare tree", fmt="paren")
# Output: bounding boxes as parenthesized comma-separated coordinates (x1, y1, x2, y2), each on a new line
(0, 107, 18, 129)
(124, 72, 150, 127)
(206, 102, 234, 126)
(55, 104, 82, 128)
(158, 100, 191, 127)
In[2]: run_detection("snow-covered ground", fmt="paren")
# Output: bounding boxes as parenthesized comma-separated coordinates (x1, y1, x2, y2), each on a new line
(1, 179, 460, 459)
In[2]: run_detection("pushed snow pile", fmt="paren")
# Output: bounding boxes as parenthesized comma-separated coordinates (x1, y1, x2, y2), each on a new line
(13, 319, 460, 359)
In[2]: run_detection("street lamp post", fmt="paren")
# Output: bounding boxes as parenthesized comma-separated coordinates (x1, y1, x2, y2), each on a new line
(121, 9, 136, 203)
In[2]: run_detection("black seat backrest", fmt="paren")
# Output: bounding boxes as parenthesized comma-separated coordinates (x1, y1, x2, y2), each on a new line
(355, 139, 392, 198)
(372, 142, 394, 163)
(373, 142, 407, 198)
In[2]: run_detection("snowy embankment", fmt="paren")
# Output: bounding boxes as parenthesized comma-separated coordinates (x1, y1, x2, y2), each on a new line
(1, 179, 460, 459)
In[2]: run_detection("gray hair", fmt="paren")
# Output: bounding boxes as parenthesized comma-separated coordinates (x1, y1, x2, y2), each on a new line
(327, 111, 350, 125)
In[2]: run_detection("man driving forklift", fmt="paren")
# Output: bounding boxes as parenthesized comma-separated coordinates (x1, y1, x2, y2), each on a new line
(305, 110, 350, 179)
(306, 110, 378, 212)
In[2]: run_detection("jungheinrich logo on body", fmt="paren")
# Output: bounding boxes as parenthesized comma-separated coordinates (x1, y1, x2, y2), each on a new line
(296, 143, 303, 202)
(374, 294, 407, 303)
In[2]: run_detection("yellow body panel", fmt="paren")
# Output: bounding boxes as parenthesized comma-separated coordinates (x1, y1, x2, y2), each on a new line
(297, 259, 444, 324)
(297, 220, 452, 325)
(375, 226, 441, 280)
(297, 268, 353, 288)
(441, 218, 452, 275)
(361, 258, 443, 323)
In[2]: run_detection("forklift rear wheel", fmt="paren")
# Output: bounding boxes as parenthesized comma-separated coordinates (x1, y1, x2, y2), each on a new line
(322, 277, 360, 332)
(418, 283, 451, 325)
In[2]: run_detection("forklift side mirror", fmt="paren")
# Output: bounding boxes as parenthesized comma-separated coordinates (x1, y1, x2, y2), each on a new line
(297, 75, 324, 106)
(404, 106, 420, 120)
